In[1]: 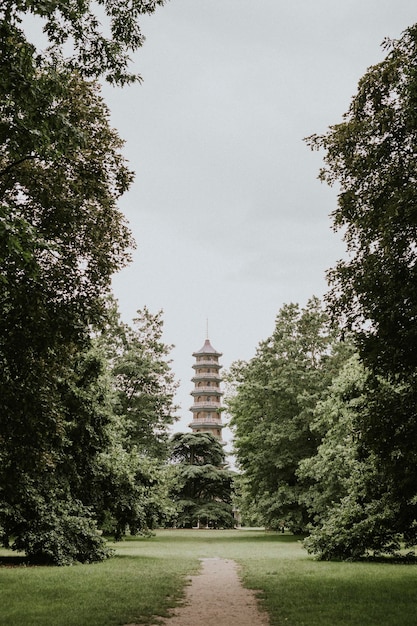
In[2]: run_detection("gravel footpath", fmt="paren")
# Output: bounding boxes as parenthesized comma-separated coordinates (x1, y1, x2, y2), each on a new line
(155, 556, 270, 625)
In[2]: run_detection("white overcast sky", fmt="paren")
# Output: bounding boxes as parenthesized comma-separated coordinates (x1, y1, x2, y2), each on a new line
(27, 2, 417, 437)
(103, 1, 417, 435)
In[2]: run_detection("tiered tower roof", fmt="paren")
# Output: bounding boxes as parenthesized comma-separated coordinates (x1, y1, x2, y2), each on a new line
(193, 339, 222, 357)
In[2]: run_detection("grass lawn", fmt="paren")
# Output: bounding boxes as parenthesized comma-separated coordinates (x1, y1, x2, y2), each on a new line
(1, 529, 417, 625)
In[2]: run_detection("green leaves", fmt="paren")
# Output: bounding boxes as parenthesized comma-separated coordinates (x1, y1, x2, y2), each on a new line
(170, 432, 225, 467)
(108, 306, 179, 459)
(169, 433, 235, 529)
(0, 19, 136, 564)
(303, 23, 417, 558)
(0, 1, 175, 564)
(227, 298, 350, 532)
(3, 0, 166, 85)
(307, 25, 417, 376)
(12, 498, 113, 565)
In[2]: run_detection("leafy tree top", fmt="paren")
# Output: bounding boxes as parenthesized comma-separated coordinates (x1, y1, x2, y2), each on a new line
(226, 297, 351, 532)
(306, 24, 417, 376)
(170, 432, 226, 468)
(2, 0, 167, 84)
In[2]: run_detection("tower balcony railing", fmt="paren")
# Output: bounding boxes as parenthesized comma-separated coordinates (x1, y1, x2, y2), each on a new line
(192, 373, 221, 381)
(191, 386, 222, 395)
(193, 360, 222, 369)
(190, 418, 224, 426)
(191, 401, 221, 410)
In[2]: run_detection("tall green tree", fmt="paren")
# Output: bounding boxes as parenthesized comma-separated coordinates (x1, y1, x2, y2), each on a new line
(227, 298, 350, 533)
(112, 307, 179, 459)
(299, 355, 403, 559)
(169, 433, 235, 529)
(92, 304, 179, 538)
(0, 67, 134, 563)
(306, 25, 417, 378)
(0, 23, 132, 565)
(0, 0, 168, 563)
(306, 23, 417, 553)
(1, 342, 117, 565)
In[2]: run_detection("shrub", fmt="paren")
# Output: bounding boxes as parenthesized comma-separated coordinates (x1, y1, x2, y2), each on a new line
(13, 500, 113, 565)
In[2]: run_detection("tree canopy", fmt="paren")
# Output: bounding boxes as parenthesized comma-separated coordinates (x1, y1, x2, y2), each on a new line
(169, 433, 235, 529)
(298, 356, 402, 559)
(110, 306, 179, 459)
(91, 304, 179, 540)
(306, 25, 417, 378)
(303, 23, 417, 558)
(2, 0, 166, 84)
(0, 57, 135, 560)
(226, 298, 350, 533)
(0, 1, 173, 563)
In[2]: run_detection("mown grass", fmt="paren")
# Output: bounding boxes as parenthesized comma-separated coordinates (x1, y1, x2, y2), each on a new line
(1, 529, 417, 625)
(0, 540, 197, 626)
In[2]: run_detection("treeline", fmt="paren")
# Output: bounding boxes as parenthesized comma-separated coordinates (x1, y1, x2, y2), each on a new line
(227, 25, 417, 560)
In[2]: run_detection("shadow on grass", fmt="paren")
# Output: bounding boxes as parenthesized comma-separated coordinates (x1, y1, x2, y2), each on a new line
(197, 532, 303, 544)
(356, 554, 417, 565)
(119, 529, 303, 544)
(0, 555, 33, 567)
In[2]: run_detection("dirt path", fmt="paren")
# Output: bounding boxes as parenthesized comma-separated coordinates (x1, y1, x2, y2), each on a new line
(155, 557, 270, 626)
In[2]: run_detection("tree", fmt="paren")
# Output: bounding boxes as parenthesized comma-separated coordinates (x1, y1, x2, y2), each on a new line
(111, 307, 179, 459)
(92, 304, 179, 538)
(299, 355, 402, 559)
(226, 298, 350, 533)
(306, 24, 417, 553)
(0, 42, 134, 564)
(1, 341, 116, 564)
(0, 1, 169, 563)
(169, 433, 235, 529)
(96, 441, 173, 540)
(306, 25, 417, 378)
(2, 0, 166, 85)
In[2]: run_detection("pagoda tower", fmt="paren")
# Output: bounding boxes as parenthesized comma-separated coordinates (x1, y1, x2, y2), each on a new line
(189, 338, 224, 440)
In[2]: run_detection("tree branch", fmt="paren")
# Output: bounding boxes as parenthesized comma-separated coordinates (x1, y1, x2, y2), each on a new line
(0, 155, 38, 177)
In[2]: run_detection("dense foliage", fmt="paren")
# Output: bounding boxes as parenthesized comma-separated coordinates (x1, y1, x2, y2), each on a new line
(3, 0, 166, 85)
(169, 433, 235, 529)
(307, 25, 417, 379)
(304, 24, 417, 558)
(299, 356, 403, 559)
(95, 305, 179, 539)
(226, 298, 350, 533)
(0, 2, 171, 563)
(0, 59, 133, 564)
(111, 307, 178, 459)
